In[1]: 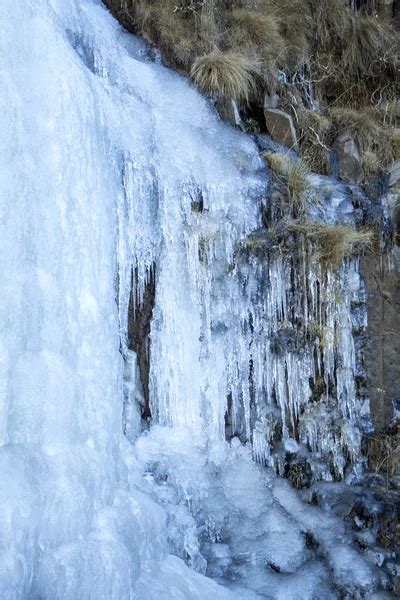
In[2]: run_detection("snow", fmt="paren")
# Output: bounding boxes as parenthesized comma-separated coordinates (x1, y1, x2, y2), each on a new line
(0, 0, 377, 598)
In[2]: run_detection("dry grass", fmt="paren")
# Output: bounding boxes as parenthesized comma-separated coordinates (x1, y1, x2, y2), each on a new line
(289, 222, 375, 269)
(115, 0, 218, 70)
(287, 160, 311, 215)
(341, 15, 398, 79)
(388, 129, 400, 162)
(190, 50, 261, 101)
(362, 150, 381, 176)
(261, 151, 291, 175)
(262, 153, 311, 215)
(310, 0, 351, 52)
(269, 0, 312, 69)
(107, 0, 400, 165)
(370, 101, 400, 127)
(296, 108, 332, 174)
(366, 431, 400, 485)
(228, 9, 284, 87)
(329, 107, 380, 152)
(329, 106, 400, 169)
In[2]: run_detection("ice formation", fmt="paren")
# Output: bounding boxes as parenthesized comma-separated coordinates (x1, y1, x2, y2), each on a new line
(0, 0, 381, 598)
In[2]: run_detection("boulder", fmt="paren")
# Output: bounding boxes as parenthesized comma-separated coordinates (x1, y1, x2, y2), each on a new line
(215, 97, 241, 127)
(333, 133, 363, 184)
(264, 108, 298, 150)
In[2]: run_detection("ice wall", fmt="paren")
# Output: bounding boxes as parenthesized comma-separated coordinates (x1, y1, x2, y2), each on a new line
(0, 0, 258, 597)
(0, 0, 372, 598)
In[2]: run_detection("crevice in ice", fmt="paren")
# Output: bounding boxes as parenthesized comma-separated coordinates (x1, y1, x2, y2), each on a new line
(127, 264, 156, 420)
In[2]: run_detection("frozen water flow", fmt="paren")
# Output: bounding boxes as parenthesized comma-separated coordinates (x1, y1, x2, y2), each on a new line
(0, 0, 374, 597)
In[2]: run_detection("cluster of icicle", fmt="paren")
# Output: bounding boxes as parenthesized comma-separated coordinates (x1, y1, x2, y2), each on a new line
(119, 149, 367, 480)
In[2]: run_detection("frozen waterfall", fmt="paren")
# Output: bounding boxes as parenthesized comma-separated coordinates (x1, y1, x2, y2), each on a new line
(0, 1, 380, 598)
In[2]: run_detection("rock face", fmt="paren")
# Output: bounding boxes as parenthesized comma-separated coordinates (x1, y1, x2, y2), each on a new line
(333, 133, 363, 184)
(361, 251, 400, 431)
(264, 108, 298, 150)
(215, 97, 241, 127)
(388, 160, 400, 191)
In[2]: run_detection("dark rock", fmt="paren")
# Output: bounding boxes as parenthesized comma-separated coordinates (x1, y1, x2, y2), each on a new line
(264, 109, 298, 150)
(128, 266, 156, 419)
(215, 97, 241, 127)
(304, 531, 319, 550)
(333, 133, 363, 184)
(270, 328, 304, 356)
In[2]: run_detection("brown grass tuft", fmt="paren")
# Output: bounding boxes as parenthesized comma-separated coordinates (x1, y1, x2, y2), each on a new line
(190, 50, 261, 101)
(341, 15, 398, 79)
(310, 0, 351, 52)
(388, 129, 400, 162)
(289, 222, 375, 269)
(362, 150, 381, 176)
(228, 9, 284, 87)
(261, 151, 291, 175)
(262, 153, 311, 215)
(269, 0, 312, 69)
(366, 431, 400, 485)
(297, 108, 332, 174)
(329, 107, 380, 152)
(287, 160, 311, 215)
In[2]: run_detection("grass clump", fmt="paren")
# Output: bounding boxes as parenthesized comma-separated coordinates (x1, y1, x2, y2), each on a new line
(261, 151, 291, 175)
(228, 9, 284, 88)
(329, 106, 400, 168)
(270, 0, 312, 70)
(190, 51, 261, 101)
(362, 150, 381, 176)
(366, 431, 400, 486)
(311, 0, 350, 52)
(287, 160, 311, 215)
(289, 222, 374, 270)
(341, 15, 398, 80)
(106, 0, 400, 176)
(388, 129, 400, 162)
(296, 108, 332, 174)
(329, 107, 380, 152)
(262, 153, 311, 216)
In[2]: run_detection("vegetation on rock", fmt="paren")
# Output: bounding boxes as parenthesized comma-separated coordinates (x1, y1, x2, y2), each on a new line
(104, 0, 400, 178)
(288, 221, 375, 269)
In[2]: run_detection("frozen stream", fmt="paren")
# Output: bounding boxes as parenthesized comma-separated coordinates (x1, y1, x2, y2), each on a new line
(0, 1, 385, 598)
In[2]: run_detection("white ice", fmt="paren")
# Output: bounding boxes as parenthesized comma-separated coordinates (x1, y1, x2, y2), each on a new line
(0, 0, 376, 598)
